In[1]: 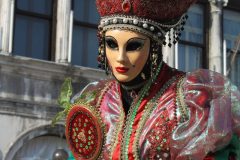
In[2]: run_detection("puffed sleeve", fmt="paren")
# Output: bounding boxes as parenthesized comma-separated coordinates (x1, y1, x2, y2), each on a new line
(170, 69, 240, 160)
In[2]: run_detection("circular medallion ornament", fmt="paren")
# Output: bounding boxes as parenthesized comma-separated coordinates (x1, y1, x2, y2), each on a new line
(122, 0, 131, 13)
(66, 103, 103, 160)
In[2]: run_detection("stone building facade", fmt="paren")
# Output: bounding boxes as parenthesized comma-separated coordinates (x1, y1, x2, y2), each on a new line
(0, 0, 239, 159)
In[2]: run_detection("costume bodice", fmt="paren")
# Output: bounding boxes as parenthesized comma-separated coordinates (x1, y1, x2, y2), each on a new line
(69, 63, 240, 160)
(97, 64, 184, 159)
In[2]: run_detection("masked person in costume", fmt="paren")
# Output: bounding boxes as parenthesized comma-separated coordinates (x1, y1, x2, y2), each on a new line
(63, 0, 240, 159)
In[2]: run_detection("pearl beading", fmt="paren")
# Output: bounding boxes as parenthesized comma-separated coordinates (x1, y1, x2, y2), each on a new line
(99, 14, 187, 45)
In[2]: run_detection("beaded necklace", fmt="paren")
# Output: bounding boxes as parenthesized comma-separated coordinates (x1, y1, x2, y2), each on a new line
(121, 61, 163, 160)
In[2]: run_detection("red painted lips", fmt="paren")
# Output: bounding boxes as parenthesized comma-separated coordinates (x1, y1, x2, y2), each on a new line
(115, 67, 129, 73)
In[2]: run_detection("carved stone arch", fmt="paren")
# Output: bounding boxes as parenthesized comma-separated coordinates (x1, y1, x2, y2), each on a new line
(4, 123, 66, 160)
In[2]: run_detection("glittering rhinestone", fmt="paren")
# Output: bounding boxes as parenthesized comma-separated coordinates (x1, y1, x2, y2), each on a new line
(157, 146, 161, 151)
(104, 20, 109, 25)
(123, 18, 128, 23)
(122, 0, 131, 13)
(143, 23, 148, 28)
(113, 18, 118, 24)
(163, 138, 167, 142)
(133, 19, 139, 25)
(158, 32, 162, 37)
(163, 153, 169, 157)
(156, 136, 159, 140)
(150, 26, 155, 31)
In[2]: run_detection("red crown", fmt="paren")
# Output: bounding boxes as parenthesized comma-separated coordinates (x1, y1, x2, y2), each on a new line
(96, 0, 197, 22)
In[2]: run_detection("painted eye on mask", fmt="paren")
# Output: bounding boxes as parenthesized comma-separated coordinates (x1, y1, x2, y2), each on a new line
(105, 37, 118, 50)
(126, 39, 145, 51)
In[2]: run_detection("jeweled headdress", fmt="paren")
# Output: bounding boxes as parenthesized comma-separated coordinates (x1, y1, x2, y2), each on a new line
(97, 0, 197, 74)
(96, 0, 197, 45)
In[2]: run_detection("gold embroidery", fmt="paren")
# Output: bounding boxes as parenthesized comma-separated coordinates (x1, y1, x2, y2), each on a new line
(120, 91, 144, 159)
(109, 82, 125, 159)
(132, 75, 179, 159)
(176, 77, 189, 122)
(94, 81, 115, 159)
(66, 101, 105, 160)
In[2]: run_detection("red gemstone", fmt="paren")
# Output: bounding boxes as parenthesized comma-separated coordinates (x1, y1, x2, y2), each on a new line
(122, 0, 131, 13)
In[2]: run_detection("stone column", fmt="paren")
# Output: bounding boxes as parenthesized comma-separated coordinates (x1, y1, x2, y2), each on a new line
(208, 0, 228, 73)
(55, 0, 72, 63)
(162, 45, 176, 68)
(0, 0, 15, 54)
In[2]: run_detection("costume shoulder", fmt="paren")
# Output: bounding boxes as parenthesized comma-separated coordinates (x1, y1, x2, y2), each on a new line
(171, 69, 240, 160)
(65, 79, 114, 159)
(71, 79, 113, 105)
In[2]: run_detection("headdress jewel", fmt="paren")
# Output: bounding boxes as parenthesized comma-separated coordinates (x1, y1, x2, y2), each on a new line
(96, 0, 197, 46)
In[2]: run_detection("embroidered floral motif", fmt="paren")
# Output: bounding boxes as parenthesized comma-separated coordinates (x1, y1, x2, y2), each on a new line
(147, 108, 176, 159)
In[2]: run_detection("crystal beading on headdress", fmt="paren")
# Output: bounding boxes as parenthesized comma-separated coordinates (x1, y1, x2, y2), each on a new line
(99, 14, 187, 45)
(96, 0, 197, 45)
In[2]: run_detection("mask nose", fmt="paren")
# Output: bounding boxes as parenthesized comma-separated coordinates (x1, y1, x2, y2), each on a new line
(116, 48, 127, 63)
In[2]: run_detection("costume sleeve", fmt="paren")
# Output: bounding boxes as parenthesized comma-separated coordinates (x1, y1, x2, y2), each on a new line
(70, 81, 100, 104)
(65, 81, 107, 160)
(170, 69, 240, 160)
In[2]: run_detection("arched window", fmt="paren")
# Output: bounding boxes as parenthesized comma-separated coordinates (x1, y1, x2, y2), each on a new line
(13, 136, 70, 160)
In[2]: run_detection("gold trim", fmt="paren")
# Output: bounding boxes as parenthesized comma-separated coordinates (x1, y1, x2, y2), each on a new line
(109, 82, 125, 159)
(132, 75, 179, 159)
(66, 101, 105, 160)
(176, 77, 189, 122)
(120, 92, 142, 159)
(95, 81, 115, 159)
(67, 81, 114, 160)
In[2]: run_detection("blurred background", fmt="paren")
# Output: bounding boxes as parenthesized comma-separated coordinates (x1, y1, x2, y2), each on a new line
(0, 0, 239, 159)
